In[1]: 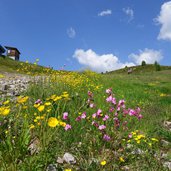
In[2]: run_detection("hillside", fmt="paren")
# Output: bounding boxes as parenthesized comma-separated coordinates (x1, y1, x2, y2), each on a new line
(0, 56, 52, 75)
(107, 64, 171, 74)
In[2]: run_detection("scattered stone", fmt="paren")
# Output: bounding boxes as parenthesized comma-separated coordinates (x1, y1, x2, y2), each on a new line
(46, 164, 57, 171)
(63, 152, 76, 164)
(56, 157, 64, 164)
(131, 148, 144, 155)
(164, 121, 171, 131)
(28, 137, 40, 155)
(161, 140, 170, 147)
(163, 161, 171, 170)
(121, 165, 130, 170)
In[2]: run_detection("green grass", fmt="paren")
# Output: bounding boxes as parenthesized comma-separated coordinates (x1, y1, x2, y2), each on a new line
(0, 63, 171, 170)
(0, 56, 51, 74)
(107, 64, 171, 74)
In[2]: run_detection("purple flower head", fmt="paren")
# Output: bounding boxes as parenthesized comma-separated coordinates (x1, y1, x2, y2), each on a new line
(75, 116, 81, 121)
(103, 115, 109, 121)
(128, 133, 132, 138)
(109, 107, 114, 112)
(92, 121, 99, 127)
(90, 103, 95, 108)
(92, 113, 97, 118)
(35, 99, 42, 104)
(81, 112, 86, 119)
(65, 124, 72, 131)
(103, 134, 111, 141)
(106, 95, 113, 103)
(106, 88, 112, 94)
(98, 125, 106, 130)
(138, 114, 143, 120)
(63, 112, 68, 120)
(88, 91, 93, 97)
(129, 109, 136, 116)
(97, 109, 102, 116)
(118, 100, 125, 108)
(112, 97, 116, 105)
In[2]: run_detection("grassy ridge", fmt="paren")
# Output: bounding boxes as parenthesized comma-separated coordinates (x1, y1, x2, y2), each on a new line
(107, 64, 171, 74)
(0, 56, 50, 74)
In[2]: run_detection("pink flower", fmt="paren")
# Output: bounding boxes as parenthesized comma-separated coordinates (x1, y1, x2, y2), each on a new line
(106, 88, 112, 94)
(92, 121, 99, 127)
(92, 113, 97, 118)
(75, 116, 81, 121)
(35, 99, 42, 104)
(138, 114, 143, 120)
(129, 109, 136, 116)
(97, 109, 102, 116)
(63, 112, 68, 120)
(98, 125, 106, 130)
(103, 134, 111, 141)
(90, 103, 95, 108)
(65, 124, 72, 131)
(103, 115, 109, 121)
(118, 100, 125, 108)
(106, 95, 113, 102)
(81, 112, 86, 119)
(109, 107, 114, 112)
(88, 91, 93, 97)
(112, 97, 116, 105)
(128, 133, 132, 138)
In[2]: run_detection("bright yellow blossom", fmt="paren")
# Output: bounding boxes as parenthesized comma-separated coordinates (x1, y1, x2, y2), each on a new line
(48, 117, 59, 127)
(3, 100, 10, 105)
(100, 160, 106, 166)
(119, 157, 125, 162)
(38, 105, 45, 112)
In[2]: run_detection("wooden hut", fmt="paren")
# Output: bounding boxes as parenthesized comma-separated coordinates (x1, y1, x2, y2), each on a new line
(5, 46, 21, 61)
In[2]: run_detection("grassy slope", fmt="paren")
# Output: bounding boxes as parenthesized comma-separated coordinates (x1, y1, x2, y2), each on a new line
(107, 64, 171, 74)
(0, 56, 47, 74)
(0, 58, 171, 170)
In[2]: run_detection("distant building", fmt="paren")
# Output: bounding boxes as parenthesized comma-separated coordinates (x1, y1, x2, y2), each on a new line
(5, 46, 21, 61)
(0, 45, 5, 56)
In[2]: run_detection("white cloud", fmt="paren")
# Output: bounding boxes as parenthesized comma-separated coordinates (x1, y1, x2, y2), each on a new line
(123, 7, 134, 22)
(129, 48, 163, 65)
(67, 27, 76, 38)
(98, 9, 112, 17)
(155, 1, 171, 41)
(73, 49, 135, 72)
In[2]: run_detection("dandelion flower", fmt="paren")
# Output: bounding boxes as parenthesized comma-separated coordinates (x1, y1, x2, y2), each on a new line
(48, 117, 59, 127)
(100, 160, 106, 166)
(119, 157, 125, 162)
(38, 105, 45, 112)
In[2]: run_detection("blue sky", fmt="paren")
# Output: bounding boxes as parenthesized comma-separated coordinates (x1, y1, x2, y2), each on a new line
(0, 0, 171, 72)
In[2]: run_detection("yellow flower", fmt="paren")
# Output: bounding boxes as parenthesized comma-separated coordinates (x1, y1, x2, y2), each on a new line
(151, 138, 158, 142)
(160, 93, 167, 97)
(45, 102, 52, 106)
(119, 157, 125, 162)
(100, 160, 106, 166)
(23, 106, 28, 109)
(34, 103, 40, 108)
(2, 108, 10, 116)
(54, 96, 62, 101)
(17, 96, 29, 103)
(59, 121, 66, 127)
(65, 169, 72, 171)
(38, 105, 45, 112)
(48, 117, 59, 127)
(3, 100, 10, 105)
(30, 124, 35, 129)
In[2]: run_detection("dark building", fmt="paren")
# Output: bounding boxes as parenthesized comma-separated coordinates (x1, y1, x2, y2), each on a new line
(0, 45, 5, 56)
(5, 46, 21, 61)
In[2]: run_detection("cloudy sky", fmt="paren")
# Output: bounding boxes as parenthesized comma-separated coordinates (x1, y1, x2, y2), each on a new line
(0, 0, 171, 72)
